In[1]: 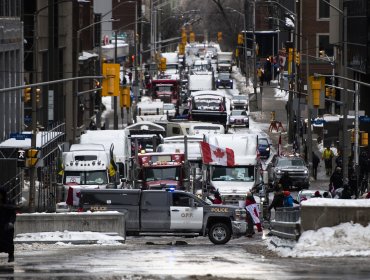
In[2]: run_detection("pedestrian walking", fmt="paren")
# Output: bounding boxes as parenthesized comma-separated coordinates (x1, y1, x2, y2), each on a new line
(245, 192, 262, 237)
(322, 146, 334, 175)
(312, 152, 320, 180)
(0, 188, 16, 263)
(257, 67, 264, 86)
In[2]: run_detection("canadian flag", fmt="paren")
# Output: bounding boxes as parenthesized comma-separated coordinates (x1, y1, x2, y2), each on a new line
(200, 142, 235, 166)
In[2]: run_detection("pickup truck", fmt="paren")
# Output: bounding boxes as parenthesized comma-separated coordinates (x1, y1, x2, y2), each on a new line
(79, 189, 247, 244)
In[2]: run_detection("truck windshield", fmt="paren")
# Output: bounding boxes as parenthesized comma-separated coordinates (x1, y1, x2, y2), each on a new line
(156, 85, 173, 92)
(145, 167, 180, 181)
(64, 171, 108, 185)
(211, 166, 254, 182)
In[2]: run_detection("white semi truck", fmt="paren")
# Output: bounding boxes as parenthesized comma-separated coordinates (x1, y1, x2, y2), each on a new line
(203, 133, 261, 205)
(217, 52, 233, 73)
(56, 143, 118, 212)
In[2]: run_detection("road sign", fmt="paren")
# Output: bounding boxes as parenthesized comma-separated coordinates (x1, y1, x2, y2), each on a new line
(10, 133, 32, 140)
(359, 116, 370, 123)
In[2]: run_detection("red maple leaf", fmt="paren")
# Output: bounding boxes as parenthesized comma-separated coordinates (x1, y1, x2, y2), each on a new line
(213, 148, 225, 158)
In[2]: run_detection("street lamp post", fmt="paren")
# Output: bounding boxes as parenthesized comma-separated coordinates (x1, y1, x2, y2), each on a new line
(75, 18, 117, 142)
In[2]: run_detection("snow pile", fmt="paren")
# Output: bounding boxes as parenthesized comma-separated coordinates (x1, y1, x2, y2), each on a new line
(273, 87, 289, 101)
(267, 222, 370, 257)
(15, 231, 124, 246)
(302, 197, 370, 207)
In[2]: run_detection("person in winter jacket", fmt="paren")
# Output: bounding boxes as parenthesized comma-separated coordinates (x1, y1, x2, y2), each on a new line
(268, 185, 285, 212)
(283, 191, 298, 207)
(329, 166, 343, 195)
(245, 192, 262, 237)
(312, 152, 320, 180)
(0, 188, 16, 263)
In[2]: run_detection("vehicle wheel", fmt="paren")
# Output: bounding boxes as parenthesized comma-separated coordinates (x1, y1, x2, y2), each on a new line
(246, 124, 249, 129)
(208, 222, 231, 245)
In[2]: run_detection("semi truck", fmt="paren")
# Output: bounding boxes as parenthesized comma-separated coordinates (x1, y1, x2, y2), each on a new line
(150, 79, 180, 106)
(217, 52, 233, 73)
(188, 91, 231, 128)
(79, 189, 247, 244)
(203, 133, 261, 205)
(56, 143, 118, 212)
(135, 152, 189, 191)
(79, 130, 130, 184)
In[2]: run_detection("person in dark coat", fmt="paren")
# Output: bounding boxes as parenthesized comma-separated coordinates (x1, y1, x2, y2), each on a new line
(268, 185, 285, 213)
(279, 171, 293, 190)
(312, 152, 320, 180)
(0, 188, 16, 262)
(329, 166, 343, 195)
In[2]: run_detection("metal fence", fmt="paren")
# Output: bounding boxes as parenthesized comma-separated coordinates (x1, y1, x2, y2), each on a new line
(270, 206, 301, 240)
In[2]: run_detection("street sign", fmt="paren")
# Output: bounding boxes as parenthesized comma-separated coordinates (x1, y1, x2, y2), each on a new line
(10, 133, 32, 140)
(359, 116, 370, 123)
(348, 110, 365, 116)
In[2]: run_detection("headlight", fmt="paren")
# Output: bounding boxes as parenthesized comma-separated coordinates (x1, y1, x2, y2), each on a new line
(243, 118, 249, 121)
(230, 80, 233, 83)
(276, 169, 282, 174)
(217, 79, 220, 82)
(304, 170, 308, 174)
(266, 147, 270, 151)
(261, 197, 265, 202)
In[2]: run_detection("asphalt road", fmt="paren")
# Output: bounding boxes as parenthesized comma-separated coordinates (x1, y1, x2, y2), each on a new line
(1, 236, 370, 279)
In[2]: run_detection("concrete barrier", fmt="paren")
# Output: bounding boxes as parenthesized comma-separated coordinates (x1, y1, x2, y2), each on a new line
(15, 211, 126, 238)
(270, 207, 301, 240)
(301, 199, 370, 231)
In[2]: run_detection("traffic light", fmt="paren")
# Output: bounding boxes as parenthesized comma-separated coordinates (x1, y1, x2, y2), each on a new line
(351, 129, 356, 143)
(181, 31, 187, 44)
(36, 88, 41, 103)
(361, 132, 368, 146)
(311, 80, 321, 107)
(159, 57, 167, 71)
(189, 32, 195, 43)
(26, 149, 39, 167)
(217, 32, 222, 42)
(24, 87, 31, 103)
(178, 43, 185, 55)
(102, 63, 120, 96)
(120, 86, 131, 108)
(296, 52, 300, 66)
(331, 88, 336, 98)
(237, 33, 244, 45)
(325, 87, 331, 97)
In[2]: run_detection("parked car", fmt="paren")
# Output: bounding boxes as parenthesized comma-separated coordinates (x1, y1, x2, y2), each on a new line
(267, 155, 310, 190)
(228, 109, 249, 128)
(216, 72, 233, 89)
(258, 137, 271, 159)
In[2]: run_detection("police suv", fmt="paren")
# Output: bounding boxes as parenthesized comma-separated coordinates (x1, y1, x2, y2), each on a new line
(79, 189, 247, 244)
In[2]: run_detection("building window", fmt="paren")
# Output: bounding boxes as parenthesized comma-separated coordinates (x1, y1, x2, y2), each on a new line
(318, 0, 330, 19)
(317, 34, 333, 57)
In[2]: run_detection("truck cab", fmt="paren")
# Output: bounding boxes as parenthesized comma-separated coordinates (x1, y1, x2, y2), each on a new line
(136, 152, 188, 191)
(150, 79, 180, 107)
(204, 134, 261, 205)
(56, 144, 117, 212)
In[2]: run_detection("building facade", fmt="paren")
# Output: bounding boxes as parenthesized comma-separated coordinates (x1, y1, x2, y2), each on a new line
(0, 0, 23, 142)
